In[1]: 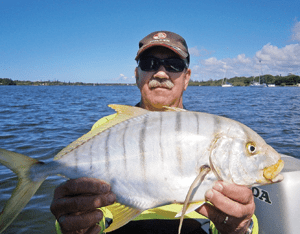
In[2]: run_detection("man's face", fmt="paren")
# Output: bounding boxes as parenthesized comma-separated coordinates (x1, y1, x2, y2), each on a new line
(135, 47, 191, 110)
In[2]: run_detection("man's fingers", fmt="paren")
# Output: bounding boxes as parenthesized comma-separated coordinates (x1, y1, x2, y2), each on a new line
(204, 188, 253, 218)
(53, 178, 111, 199)
(59, 210, 103, 231)
(51, 193, 116, 215)
(212, 181, 253, 204)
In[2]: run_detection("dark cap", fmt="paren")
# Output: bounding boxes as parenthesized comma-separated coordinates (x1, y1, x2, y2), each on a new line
(135, 31, 189, 62)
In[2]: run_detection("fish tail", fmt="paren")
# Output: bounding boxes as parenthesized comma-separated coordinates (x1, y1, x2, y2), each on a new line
(0, 148, 46, 232)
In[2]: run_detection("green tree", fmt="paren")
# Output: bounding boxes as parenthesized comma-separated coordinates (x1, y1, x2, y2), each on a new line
(0, 78, 16, 85)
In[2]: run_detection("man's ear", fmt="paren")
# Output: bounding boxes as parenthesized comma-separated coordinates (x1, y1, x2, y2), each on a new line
(135, 67, 140, 87)
(184, 68, 191, 91)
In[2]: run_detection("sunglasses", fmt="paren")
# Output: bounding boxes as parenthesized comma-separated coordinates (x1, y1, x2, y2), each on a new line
(138, 57, 188, 72)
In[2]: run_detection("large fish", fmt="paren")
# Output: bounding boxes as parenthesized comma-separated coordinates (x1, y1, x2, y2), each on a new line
(0, 105, 284, 233)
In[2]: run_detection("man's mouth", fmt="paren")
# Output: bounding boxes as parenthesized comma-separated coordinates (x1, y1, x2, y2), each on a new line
(149, 78, 174, 89)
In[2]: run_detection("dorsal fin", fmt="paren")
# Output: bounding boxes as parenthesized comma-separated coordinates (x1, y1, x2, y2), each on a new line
(55, 105, 148, 160)
(108, 104, 148, 116)
(163, 106, 187, 112)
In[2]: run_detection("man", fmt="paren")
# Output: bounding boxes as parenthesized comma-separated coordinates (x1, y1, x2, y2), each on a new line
(51, 31, 257, 234)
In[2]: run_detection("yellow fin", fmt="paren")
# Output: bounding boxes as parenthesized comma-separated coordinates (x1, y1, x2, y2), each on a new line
(0, 149, 46, 232)
(177, 165, 211, 234)
(55, 105, 148, 160)
(175, 201, 205, 218)
(108, 104, 148, 116)
(163, 106, 187, 112)
(104, 202, 142, 232)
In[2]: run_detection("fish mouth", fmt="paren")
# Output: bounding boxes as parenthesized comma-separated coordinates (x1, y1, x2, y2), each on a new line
(263, 159, 284, 183)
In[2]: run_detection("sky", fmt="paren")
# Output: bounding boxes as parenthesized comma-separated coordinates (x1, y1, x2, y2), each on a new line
(1, 0, 300, 83)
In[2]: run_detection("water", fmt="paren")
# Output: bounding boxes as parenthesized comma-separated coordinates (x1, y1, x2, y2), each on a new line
(0, 85, 300, 233)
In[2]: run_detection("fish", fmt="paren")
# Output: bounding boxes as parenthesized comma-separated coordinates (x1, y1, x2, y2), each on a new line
(0, 104, 284, 233)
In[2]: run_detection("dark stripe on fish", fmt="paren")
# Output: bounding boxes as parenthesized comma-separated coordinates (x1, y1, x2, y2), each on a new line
(139, 115, 148, 186)
(122, 121, 129, 177)
(175, 112, 183, 174)
(74, 149, 79, 173)
(194, 113, 200, 135)
(159, 112, 164, 166)
(194, 113, 200, 156)
(89, 143, 93, 171)
(213, 115, 221, 136)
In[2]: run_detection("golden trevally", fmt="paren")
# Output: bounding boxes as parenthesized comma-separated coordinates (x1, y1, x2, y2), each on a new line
(0, 105, 284, 234)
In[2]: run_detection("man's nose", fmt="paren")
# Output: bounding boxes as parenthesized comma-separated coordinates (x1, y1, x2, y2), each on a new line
(153, 66, 169, 79)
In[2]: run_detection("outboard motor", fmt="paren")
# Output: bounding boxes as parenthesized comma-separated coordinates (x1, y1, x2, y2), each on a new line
(254, 154, 300, 234)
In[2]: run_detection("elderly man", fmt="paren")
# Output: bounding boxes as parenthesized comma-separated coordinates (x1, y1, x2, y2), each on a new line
(51, 31, 257, 234)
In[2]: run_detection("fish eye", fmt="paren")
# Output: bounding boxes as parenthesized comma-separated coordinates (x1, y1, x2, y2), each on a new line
(246, 142, 257, 155)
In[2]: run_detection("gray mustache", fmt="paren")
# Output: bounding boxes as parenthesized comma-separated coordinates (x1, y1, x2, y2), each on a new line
(149, 78, 174, 89)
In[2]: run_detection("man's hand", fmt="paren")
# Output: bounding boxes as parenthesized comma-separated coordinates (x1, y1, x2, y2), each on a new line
(50, 177, 116, 234)
(197, 181, 255, 234)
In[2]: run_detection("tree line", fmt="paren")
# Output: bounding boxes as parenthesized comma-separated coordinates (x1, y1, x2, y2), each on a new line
(189, 74, 300, 86)
(0, 78, 17, 85)
(1, 74, 300, 86)
(0, 78, 132, 86)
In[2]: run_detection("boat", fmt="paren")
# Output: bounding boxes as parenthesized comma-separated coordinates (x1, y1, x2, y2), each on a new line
(222, 83, 233, 87)
(254, 154, 300, 233)
(250, 60, 267, 88)
(250, 81, 267, 88)
(221, 78, 233, 87)
(267, 84, 276, 87)
(250, 76, 266, 88)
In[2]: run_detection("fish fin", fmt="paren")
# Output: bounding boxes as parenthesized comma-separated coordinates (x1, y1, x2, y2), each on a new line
(104, 202, 142, 232)
(0, 149, 46, 232)
(163, 106, 187, 112)
(55, 105, 148, 160)
(174, 201, 205, 218)
(177, 165, 211, 234)
(108, 104, 149, 116)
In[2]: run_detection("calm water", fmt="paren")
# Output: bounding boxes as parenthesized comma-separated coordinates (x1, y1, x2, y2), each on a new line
(0, 85, 300, 233)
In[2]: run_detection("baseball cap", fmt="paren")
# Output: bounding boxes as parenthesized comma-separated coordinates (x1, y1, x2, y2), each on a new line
(135, 31, 190, 63)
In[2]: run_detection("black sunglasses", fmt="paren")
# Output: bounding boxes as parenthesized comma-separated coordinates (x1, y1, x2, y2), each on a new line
(138, 57, 188, 72)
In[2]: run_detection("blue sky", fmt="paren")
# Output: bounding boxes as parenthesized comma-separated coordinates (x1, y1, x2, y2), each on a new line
(1, 0, 300, 83)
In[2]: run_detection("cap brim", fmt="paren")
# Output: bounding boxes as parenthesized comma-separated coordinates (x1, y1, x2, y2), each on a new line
(135, 42, 188, 60)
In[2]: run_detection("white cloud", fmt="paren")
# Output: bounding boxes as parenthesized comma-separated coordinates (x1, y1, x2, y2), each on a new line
(256, 43, 300, 73)
(191, 43, 300, 81)
(190, 21, 300, 81)
(291, 21, 300, 41)
(113, 74, 136, 83)
(118, 74, 128, 81)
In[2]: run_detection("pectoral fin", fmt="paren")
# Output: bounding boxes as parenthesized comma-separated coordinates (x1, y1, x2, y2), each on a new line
(177, 165, 211, 234)
(175, 201, 205, 218)
(104, 202, 142, 232)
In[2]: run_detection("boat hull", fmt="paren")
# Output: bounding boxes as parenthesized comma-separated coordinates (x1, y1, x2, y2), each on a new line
(254, 155, 300, 234)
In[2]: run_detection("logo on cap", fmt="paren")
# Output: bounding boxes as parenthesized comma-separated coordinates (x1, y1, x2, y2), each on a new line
(153, 32, 167, 40)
